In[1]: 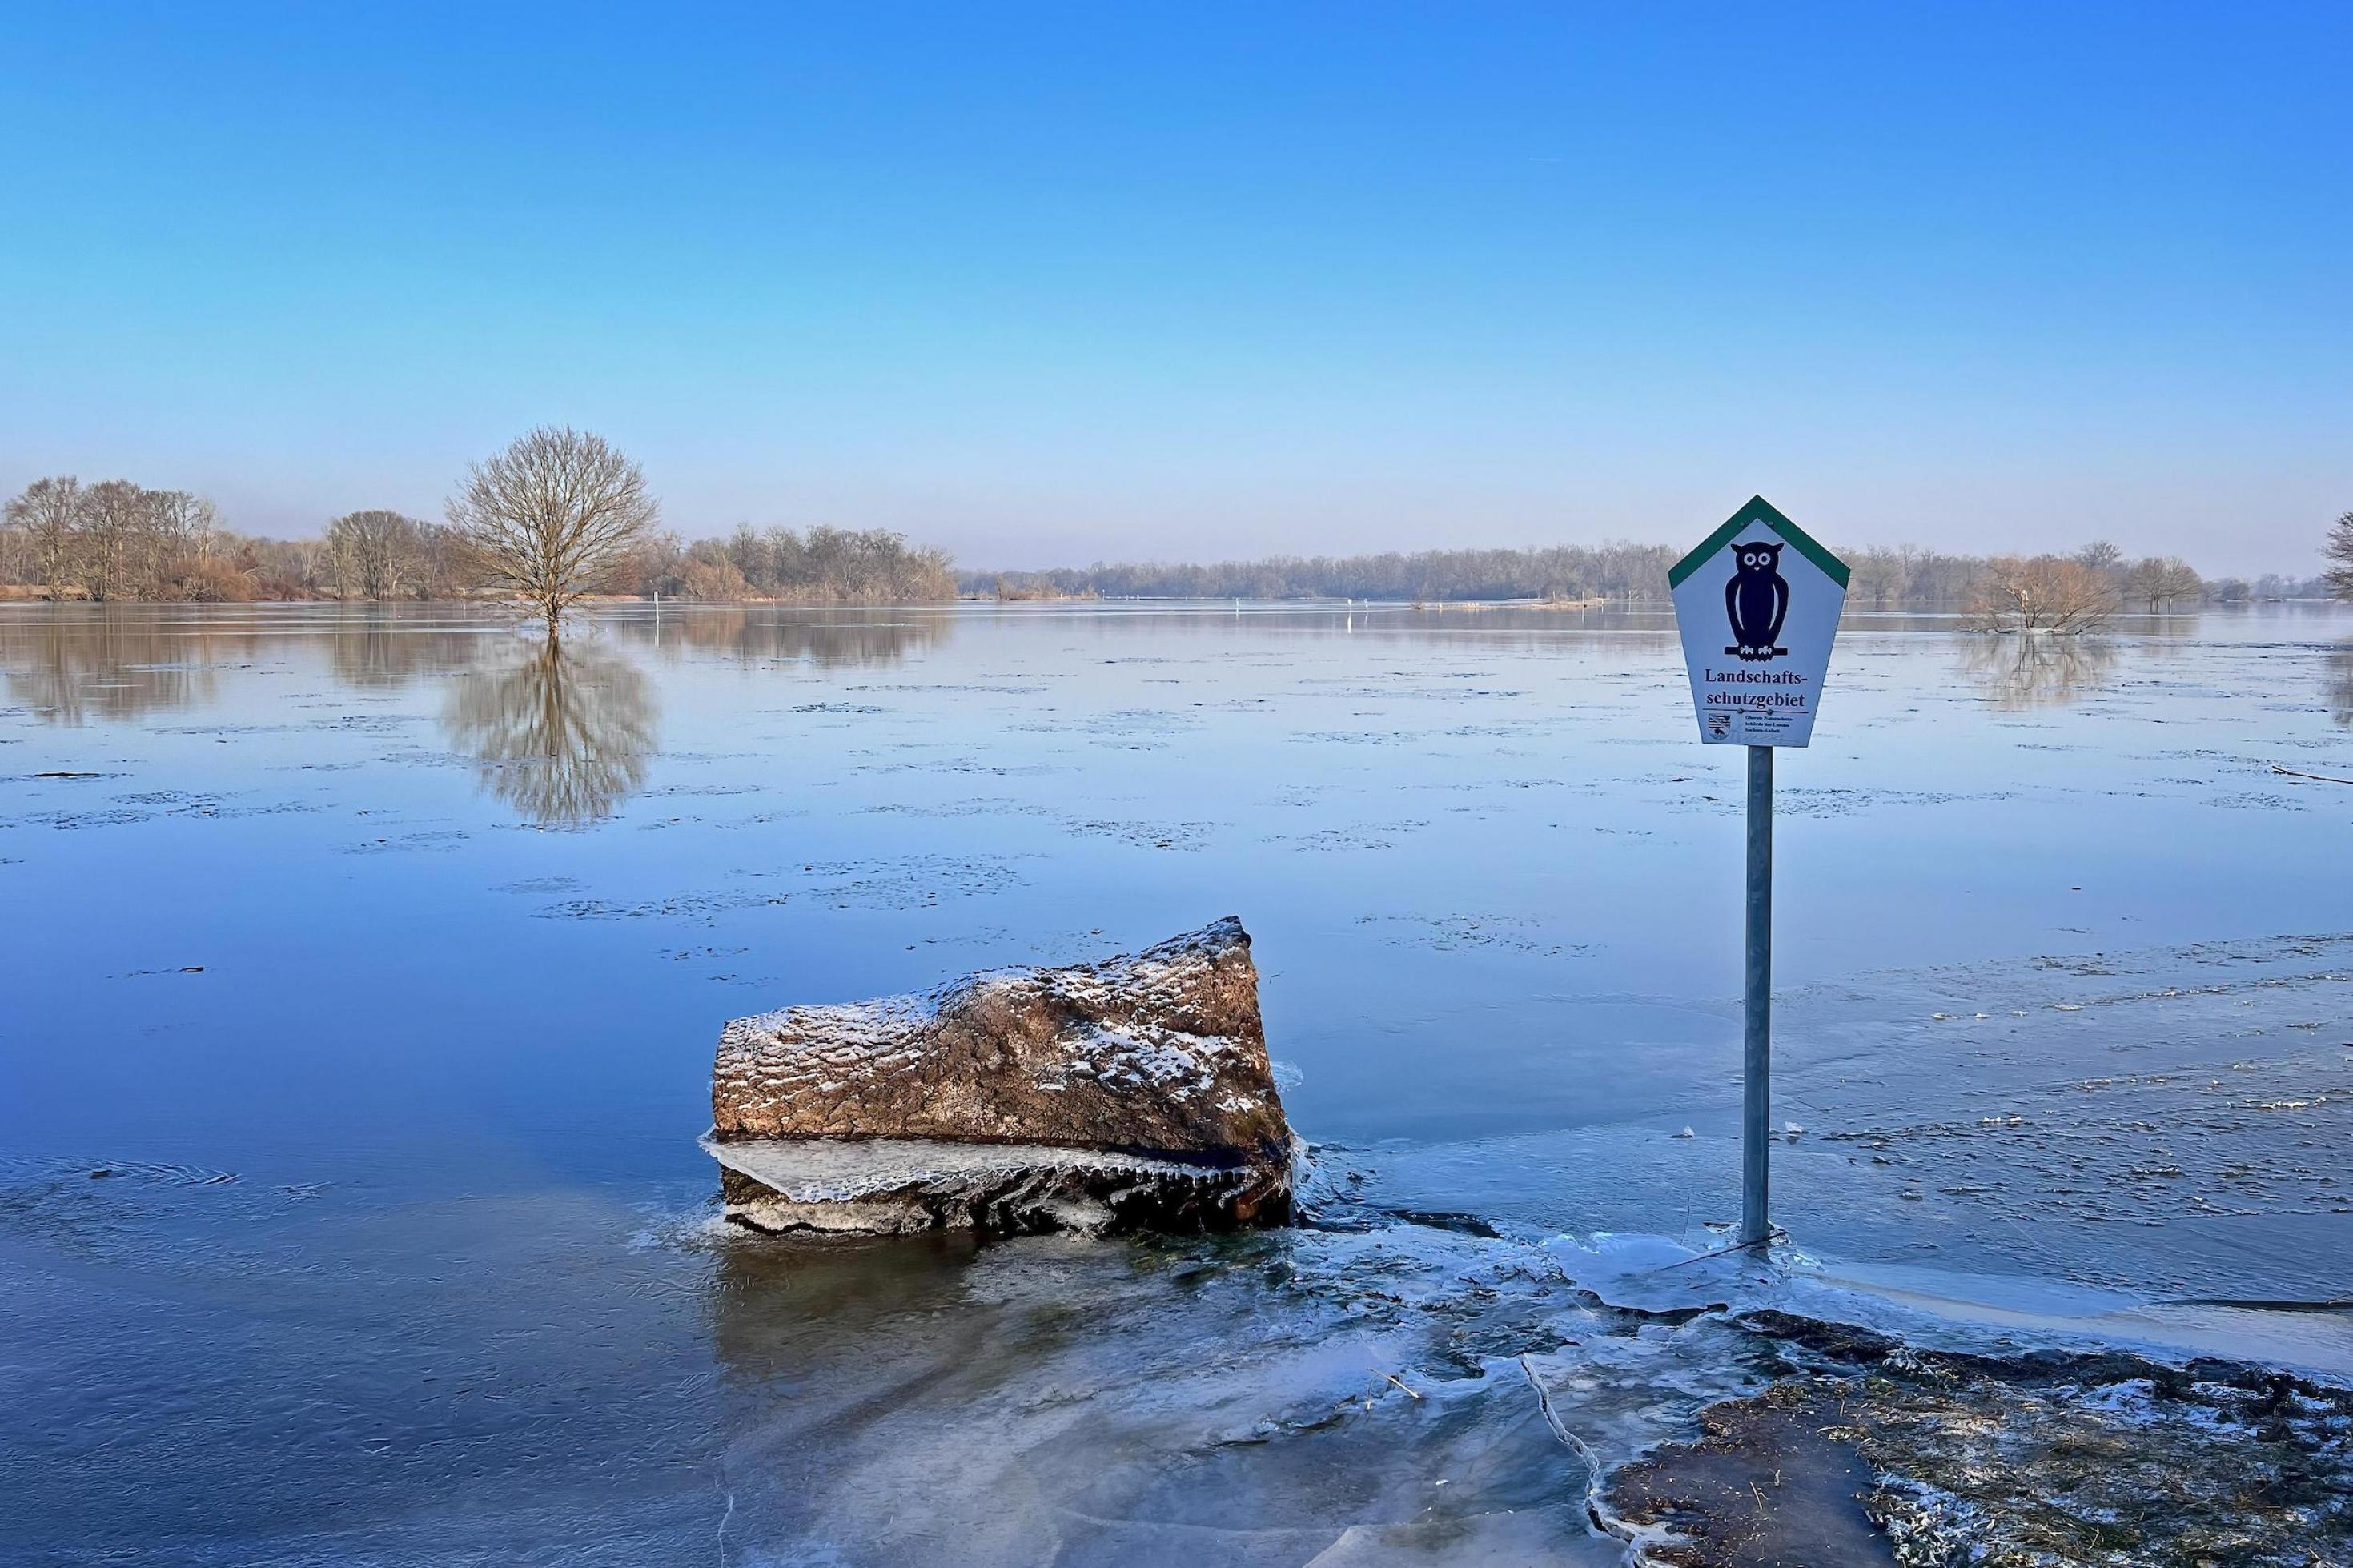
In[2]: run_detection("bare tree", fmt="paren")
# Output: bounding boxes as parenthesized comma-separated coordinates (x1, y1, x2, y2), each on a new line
(680, 544, 751, 600)
(140, 489, 218, 597)
(74, 479, 149, 602)
(412, 520, 471, 600)
(326, 509, 424, 600)
(1969, 554, 2114, 634)
(446, 427, 657, 636)
(2325, 510, 2353, 601)
(4, 476, 82, 597)
(147, 488, 216, 553)
(277, 537, 332, 597)
(2125, 555, 2204, 612)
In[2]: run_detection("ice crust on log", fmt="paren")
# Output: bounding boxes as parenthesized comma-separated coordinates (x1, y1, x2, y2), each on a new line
(704, 1135, 1288, 1237)
(707, 916, 1294, 1234)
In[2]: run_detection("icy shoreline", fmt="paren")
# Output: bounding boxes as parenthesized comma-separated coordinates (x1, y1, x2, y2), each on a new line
(1527, 1229, 2353, 1564)
(1139, 1153, 2353, 1566)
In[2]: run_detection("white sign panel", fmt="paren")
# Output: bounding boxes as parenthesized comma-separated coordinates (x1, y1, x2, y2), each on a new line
(1669, 497, 1849, 748)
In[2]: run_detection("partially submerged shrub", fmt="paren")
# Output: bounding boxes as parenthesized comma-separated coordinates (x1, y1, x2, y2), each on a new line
(1969, 555, 2113, 634)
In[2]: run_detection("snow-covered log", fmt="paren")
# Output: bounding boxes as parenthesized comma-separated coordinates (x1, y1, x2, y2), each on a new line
(708, 917, 1293, 1234)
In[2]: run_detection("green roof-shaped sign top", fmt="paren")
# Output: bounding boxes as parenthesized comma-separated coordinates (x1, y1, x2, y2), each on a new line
(1667, 496, 1850, 591)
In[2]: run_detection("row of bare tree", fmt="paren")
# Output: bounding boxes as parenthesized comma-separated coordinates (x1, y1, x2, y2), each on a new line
(0, 478, 249, 601)
(9, 441, 2341, 632)
(1847, 542, 2229, 613)
(0, 466, 568, 604)
(642, 525, 957, 604)
(1958, 537, 2353, 632)
(1963, 543, 2222, 632)
(1, 429, 956, 619)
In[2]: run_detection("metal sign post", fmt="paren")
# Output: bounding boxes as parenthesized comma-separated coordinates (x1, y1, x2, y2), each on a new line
(1743, 742, 1772, 1246)
(1670, 497, 1849, 1249)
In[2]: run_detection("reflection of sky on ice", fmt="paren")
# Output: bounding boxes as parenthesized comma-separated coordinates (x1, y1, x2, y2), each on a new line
(3, 600, 2351, 1562)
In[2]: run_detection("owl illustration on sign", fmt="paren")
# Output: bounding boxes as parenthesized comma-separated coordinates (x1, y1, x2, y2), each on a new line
(1724, 541, 1789, 661)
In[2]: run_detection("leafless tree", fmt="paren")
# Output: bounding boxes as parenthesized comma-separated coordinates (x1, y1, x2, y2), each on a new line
(147, 488, 215, 551)
(139, 489, 219, 596)
(412, 520, 472, 600)
(2072, 539, 2130, 604)
(1969, 555, 2114, 634)
(288, 538, 334, 596)
(2124, 555, 2204, 612)
(4, 476, 82, 597)
(74, 479, 151, 601)
(2325, 511, 2353, 601)
(446, 427, 657, 636)
(680, 548, 752, 600)
(326, 509, 424, 600)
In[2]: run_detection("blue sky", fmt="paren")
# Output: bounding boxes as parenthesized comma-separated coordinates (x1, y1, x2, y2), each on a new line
(2, 3, 2346, 570)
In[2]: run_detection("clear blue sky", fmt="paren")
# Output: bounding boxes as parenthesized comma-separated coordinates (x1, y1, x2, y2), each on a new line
(2, 3, 2345, 571)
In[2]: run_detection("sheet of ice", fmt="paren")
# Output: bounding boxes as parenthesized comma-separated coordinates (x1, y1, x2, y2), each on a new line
(1544, 1229, 2353, 1382)
(11, 601, 2353, 1563)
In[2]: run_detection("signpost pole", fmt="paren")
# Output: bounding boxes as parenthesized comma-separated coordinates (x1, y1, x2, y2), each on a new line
(1741, 743, 1773, 1248)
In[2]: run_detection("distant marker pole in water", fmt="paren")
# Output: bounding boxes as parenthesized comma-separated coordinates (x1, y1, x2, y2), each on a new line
(1668, 498, 1849, 1249)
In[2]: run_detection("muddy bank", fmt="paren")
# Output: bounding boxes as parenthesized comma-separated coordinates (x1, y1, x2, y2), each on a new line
(1604, 1382, 1895, 1566)
(1604, 1311, 2353, 1566)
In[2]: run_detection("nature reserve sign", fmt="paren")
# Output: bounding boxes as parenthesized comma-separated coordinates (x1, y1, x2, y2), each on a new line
(1669, 495, 1851, 1250)
(1668, 497, 1849, 748)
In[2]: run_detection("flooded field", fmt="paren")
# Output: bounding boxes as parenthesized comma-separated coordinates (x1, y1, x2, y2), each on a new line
(4, 600, 2351, 1565)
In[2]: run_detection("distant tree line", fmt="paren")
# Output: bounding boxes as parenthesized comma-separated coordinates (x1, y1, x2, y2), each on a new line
(1957, 541, 2335, 632)
(6, 467, 2338, 613)
(637, 524, 956, 604)
(972, 539, 2331, 608)
(969, 542, 1683, 603)
(0, 476, 307, 602)
(0, 471, 956, 605)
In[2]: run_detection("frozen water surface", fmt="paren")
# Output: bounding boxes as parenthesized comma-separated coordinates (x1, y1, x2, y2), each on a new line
(3, 600, 2351, 1565)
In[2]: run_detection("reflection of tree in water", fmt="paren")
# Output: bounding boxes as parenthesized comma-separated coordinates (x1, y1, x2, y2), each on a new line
(1959, 634, 2117, 711)
(2329, 643, 2353, 728)
(619, 604, 951, 668)
(2114, 610, 2204, 639)
(2, 603, 929, 734)
(442, 640, 657, 827)
(5, 604, 516, 721)
(327, 609, 498, 688)
(1, 606, 224, 723)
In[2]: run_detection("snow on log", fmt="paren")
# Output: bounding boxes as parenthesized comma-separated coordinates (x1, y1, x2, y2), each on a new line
(707, 917, 1294, 1234)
